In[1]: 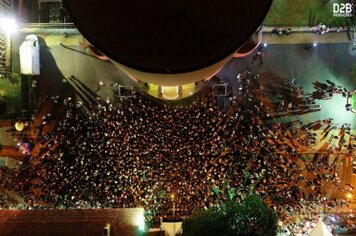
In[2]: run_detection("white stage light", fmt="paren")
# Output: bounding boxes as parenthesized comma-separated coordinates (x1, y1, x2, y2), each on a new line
(0, 17, 17, 35)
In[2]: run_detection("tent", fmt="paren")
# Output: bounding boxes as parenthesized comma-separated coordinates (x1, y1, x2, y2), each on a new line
(309, 221, 333, 236)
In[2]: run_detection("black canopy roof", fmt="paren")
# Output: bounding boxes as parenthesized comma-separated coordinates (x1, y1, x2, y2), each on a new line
(64, 0, 272, 74)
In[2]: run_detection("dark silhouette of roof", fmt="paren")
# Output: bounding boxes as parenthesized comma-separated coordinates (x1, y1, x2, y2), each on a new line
(0, 209, 144, 236)
(64, 0, 272, 74)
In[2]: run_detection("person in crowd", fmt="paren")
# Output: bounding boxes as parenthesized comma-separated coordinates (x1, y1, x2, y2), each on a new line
(0, 72, 353, 235)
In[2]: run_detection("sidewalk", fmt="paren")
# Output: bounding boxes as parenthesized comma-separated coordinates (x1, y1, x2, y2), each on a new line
(19, 24, 354, 46)
(262, 26, 354, 44)
(0, 146, 25, 162)
(0, 156, 19, 168)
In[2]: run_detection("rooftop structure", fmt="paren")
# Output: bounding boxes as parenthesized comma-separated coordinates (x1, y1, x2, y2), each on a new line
(0, 0, 12, 74)
(64, 0, 272, 86)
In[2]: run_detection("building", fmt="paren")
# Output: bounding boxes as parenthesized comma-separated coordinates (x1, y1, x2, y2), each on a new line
(64, 0, 272, 100)
(0, 0, 12, 75)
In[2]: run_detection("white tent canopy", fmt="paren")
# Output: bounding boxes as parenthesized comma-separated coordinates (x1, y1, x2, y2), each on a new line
(309, 221, 334, 236)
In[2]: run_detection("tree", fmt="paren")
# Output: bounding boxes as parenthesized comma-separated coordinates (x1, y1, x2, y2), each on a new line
(182, 195, 278, 236)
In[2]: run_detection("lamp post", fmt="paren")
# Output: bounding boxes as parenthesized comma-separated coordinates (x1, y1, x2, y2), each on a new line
(171, 193, 176, 235)
(346, 192, 353, 201)
(171, 194, 175, 221)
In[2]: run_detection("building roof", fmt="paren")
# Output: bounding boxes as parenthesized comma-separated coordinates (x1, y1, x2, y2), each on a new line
(64, 0, 272, 74)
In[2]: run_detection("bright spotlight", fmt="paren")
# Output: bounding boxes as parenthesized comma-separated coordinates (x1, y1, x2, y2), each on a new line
(135, 214, 145, 231)
(0, 17, 18, 35)
(263, 43, 267, 47)
(313, 43, 317, 47)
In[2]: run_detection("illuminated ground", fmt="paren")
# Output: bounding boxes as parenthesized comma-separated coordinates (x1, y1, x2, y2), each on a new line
(352, 92, 356, 110)
(4, 31, 356, 177)
(220, 42, 356, 129)
(0, 76, 21, 119)
(0, 29, 355, 235)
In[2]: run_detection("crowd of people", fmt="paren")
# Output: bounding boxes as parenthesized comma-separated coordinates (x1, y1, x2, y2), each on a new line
(270, 27, 292, 36)
(0, 70, 354, 235)
(311, 23, 330, 35)
(346, 89, 356, 113)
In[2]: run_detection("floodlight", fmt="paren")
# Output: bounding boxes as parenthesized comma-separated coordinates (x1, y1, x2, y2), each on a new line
(15, 122, 24, 131)
(135, 214, 145, 231)
(0, 17, 17, 35)
(313, 43, 317, 47)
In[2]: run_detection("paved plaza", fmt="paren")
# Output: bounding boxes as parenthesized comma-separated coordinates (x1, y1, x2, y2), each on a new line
(0, 0, 354, 235)
(0, 25, 355, 235)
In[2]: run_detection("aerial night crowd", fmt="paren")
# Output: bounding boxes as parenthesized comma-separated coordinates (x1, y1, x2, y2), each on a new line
(0, 70, 354, 235)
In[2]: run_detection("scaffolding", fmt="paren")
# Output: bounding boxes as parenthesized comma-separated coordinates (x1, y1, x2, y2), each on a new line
(0, 0, 12, 75)
(38, 0, 66, 23)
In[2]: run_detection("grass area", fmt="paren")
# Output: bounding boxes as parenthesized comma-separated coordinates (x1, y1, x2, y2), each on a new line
(352, 93, 356, 110)
(0, 75, 22, 119)
(263, 0, 354, 26)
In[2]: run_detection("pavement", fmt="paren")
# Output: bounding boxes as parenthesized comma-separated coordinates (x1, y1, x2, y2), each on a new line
(262, 26, 354, 43)
(1, 26, 355, 156)
(218, 29, 356, 207)
(263, 31, 353, 44)
(0, 25, 355, 207)
(17, 24, 356, 51)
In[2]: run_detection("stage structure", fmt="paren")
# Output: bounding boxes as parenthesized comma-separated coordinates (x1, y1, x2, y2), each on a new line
(0, 0, 13, 75)
(63, 0, 272, 99)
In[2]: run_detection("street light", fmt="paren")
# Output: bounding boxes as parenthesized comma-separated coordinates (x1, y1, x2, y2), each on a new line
(171, 193, 176, 234)
(15, 121, 25, 132)
(0, 17, 17, 35)
(171, 194, 175, 222)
